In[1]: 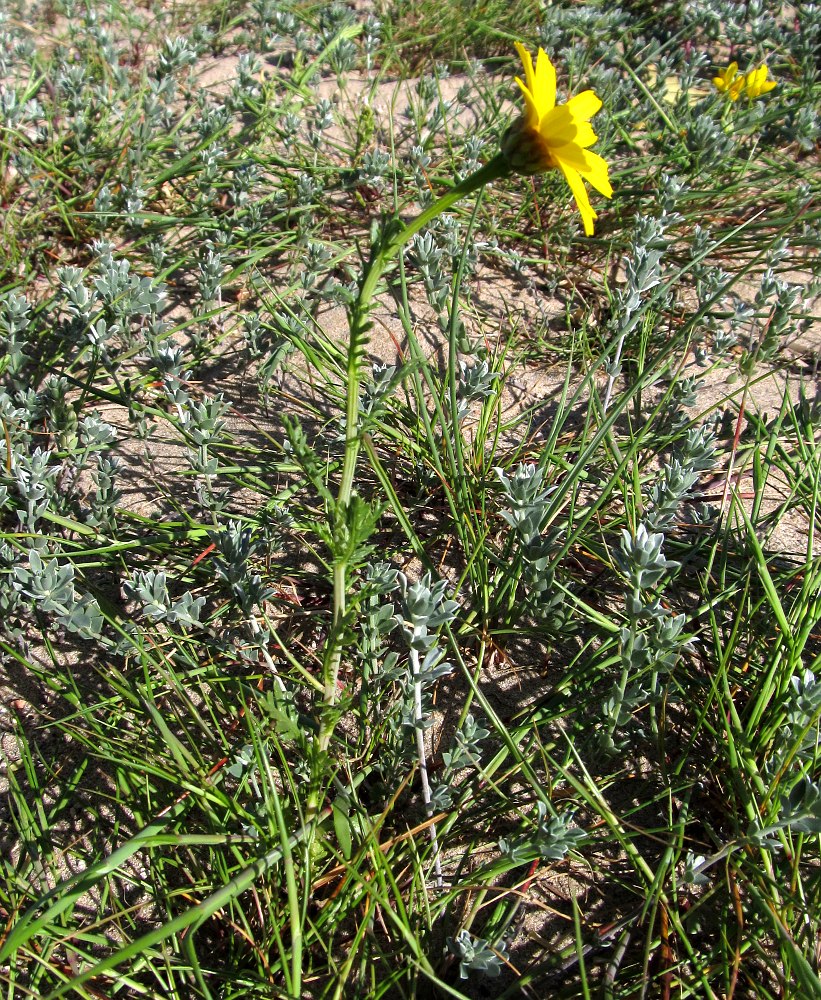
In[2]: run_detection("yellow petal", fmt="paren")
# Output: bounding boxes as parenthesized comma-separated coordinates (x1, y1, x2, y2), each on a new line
(553, 145, 612, 197)
(534, 47, 557, 114)
(554, 120, 598, 149)
(759, 63, 776, 87)
(714, 62, 739, 93)
(539, 105, 597, 148)
(566, 89, 602, 121)
(515, 77, 541, 128)
(568, 121, 598, 148)
(746, 64, 776, 98)
(515, 43, 536, 100)
(556, 161, 597, 236)
(746, 66, 762, 89)
(514, 44, 556, 121)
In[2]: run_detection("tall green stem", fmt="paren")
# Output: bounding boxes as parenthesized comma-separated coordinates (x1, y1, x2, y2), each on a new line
(337, 153, 510, 506)
(307, 153, 511, 822)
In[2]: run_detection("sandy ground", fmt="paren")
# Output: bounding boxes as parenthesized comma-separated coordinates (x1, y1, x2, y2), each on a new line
(1, 17, 820, 995)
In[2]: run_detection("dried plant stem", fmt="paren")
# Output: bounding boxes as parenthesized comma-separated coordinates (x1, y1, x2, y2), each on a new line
(410, 647, 443, 886)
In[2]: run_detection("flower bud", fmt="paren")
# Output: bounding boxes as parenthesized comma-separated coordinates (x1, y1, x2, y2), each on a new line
(501, 117, 554, 175)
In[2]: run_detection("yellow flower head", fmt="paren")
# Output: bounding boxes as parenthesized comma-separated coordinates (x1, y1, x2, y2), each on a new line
(744, 63, 776, 99)
(502, 43, 612, 236)
(712, 62, 745, 101)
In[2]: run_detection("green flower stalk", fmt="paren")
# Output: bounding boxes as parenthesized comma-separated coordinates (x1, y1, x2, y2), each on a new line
(307, 153, 510, 826)
(336, 153, 511, 509)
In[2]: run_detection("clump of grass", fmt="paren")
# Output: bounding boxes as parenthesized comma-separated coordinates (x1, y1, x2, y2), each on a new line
(377, 0, 543, 69)
(1, 1, 820, 998)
